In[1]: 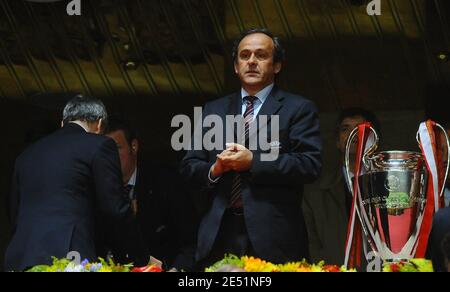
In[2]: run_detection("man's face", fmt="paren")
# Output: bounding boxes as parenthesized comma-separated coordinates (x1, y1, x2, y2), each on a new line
(107, 130, 138, 184)
(234, 33, 282, 92)
(337, 115, 367, 154)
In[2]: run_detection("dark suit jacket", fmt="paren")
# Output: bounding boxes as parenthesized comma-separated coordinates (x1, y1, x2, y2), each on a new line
(303, 167, 350, 265)
(134, 164, 197, 271)
(0, 202, 9, 272)
(181, 87, 322, 264)
(4, 123, 146, 271)
(427, 207, 450, 272)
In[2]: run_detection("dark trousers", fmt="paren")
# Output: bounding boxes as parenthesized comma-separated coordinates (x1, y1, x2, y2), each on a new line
(196, 209, 256, 271)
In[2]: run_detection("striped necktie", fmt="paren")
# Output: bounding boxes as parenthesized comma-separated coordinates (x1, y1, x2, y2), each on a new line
(229, 96, 257, 210)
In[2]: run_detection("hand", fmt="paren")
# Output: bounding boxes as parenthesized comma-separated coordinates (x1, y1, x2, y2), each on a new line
(210, 150, 234, 178)
(219, 143, 254, 172)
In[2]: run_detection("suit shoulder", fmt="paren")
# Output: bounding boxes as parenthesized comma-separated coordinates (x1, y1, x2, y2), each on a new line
(62, 131, 116, 155)
(14, 130, 61, 165)
(84, 132, 114, 146)
(204, 93, 236, 108)
(85, 135, 118, 157)
(279, 90, 316, 109)
(18, 129, 114, 162)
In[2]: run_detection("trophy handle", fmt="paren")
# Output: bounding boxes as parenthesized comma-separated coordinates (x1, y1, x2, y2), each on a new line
(416, 123, 450, 197)
(417, 123, 450, 198)
(344, 126, 379, 195)
(362, 128, 379, 169)
(344, 128, 359, 194)
(436, 123, 450, 198)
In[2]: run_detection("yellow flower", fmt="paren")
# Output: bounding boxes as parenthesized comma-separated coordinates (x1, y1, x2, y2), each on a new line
(278, 262, 302, 272)
(98, 266, 113, 272)
(310, 265, 325, 272)
(410, 259, 434, 272)
(242, 256, 279, 272)
(296, 266, 314, 272)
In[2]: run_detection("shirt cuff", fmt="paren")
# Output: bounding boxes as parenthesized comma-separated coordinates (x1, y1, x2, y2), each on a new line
(208, 167, 221, 184)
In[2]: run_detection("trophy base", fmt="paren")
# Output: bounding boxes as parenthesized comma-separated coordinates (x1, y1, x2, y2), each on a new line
(383, 258, 411, 264)
(387, 208, 405, 216)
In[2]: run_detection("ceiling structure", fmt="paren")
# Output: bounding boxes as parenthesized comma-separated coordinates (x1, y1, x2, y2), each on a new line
(0, 0, 449, 112)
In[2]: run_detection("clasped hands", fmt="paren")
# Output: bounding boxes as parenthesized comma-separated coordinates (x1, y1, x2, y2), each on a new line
(210, 143, 253, 178)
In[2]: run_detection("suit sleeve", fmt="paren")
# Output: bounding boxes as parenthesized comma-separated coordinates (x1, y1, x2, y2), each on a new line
(180, 103, 215, 189)
(8, 161, 20, 232)
(250, 100, 322, 186)
(92, 139, 132, 219)
(92, 138, 148, 265)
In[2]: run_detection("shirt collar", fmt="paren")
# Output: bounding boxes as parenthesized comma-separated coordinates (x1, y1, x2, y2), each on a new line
(241, 83, 274, 105)
(69, 121, 89, 132)
(127, 168, 137, 186)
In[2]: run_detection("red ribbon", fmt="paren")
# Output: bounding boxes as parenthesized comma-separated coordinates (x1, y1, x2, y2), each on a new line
(345, 122, 372, 269)
(416, 120, 444, 257)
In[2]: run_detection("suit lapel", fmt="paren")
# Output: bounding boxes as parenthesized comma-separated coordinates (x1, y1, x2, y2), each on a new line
(225, 88, 284, 146)
(247, 87, 284, 145)
(229, 93, 242, 116)
(226, 93, 242, 144)
(256, 86, 284, 119)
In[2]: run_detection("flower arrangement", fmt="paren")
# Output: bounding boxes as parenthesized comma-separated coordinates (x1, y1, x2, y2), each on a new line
(26, 256, 434, 272)
(26, 257, 163, 273)
(131, 265, 164, 273)
(383, 259, 434, 272)
(205, 255, 354, 272)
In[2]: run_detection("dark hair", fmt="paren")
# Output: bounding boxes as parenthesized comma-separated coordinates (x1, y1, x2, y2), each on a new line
(336, 107, 381, 134)
(232, 28, 285, 64)
(105, 117, 137, 147)
(62, 94, 108, 126)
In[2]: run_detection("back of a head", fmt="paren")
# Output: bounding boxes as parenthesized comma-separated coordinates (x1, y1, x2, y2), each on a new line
(62, 94, 108, 127)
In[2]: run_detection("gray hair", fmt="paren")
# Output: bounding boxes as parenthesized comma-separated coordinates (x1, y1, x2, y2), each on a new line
(62, 94, 108, 126)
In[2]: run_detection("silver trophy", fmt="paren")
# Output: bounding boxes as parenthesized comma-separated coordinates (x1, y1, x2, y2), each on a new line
(345, 124, 450, 262)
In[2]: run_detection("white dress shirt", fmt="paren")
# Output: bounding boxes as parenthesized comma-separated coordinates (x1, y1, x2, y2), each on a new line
(126, 168, 137, 200)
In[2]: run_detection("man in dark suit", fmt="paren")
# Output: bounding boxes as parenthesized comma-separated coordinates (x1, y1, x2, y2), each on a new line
(303, 108, 380, 265)
(181, 28, 322, 268)
(427, 207, 450, 272)
(105, 119, 196, 271)
(443, 233, 450, 272)
(4, 95, 146, 271)
(0, 202, 8, 272)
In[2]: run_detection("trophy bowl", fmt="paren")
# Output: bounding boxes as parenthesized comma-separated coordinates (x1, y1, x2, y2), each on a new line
(345, 122, 450, 268)
(358, 151, 428, 262)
